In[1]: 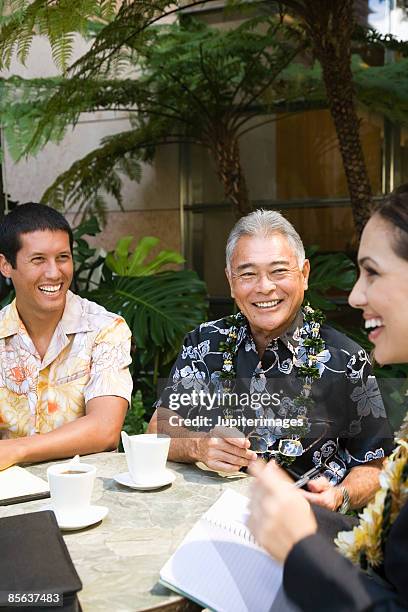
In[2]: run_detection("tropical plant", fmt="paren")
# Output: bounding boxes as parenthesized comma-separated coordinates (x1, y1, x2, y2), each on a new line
(105, 235, 184, 276)
(91, 231, 207, 366)
(88, 268, 207, 368)
(87, 232, 208, 418)
(279, 54, 408, 127)
(0, 1, 371, 229)
(1, 0, 406, 230)
(0, 0, 120, 72)
(0, 13, 306, 220)
(305, 246, 356, 311)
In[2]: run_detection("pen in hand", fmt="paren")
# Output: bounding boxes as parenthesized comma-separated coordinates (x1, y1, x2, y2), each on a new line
(293, 465, 322, 489)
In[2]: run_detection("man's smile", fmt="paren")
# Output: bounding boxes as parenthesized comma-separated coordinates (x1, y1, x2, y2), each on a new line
(38, 283, 63, 295)
(253, 299, 283, 309)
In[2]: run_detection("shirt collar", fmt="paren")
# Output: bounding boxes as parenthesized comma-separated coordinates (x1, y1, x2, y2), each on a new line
(236, 309, 304, 355)
(0, 300, 21, 339)
(278, 310, 304, 354)
(0, 291, 93, 340)
(58, 291, 94, 335)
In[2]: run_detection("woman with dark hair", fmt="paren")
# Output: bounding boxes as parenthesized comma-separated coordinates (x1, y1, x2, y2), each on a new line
(248, 190, 408, 611)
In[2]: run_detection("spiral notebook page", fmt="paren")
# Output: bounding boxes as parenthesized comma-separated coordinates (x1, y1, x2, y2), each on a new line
(203, 488, 253, 540)
(160, 490, 298, 612)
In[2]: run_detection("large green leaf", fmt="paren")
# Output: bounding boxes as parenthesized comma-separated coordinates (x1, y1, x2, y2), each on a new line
(86, 270, 208, 364)
(72, 215, 101, 240)
(135, 250, 185, 276)
(105, 236, 136, 275)
(306, 248, 356, 311)
(105, 235, 185, 276)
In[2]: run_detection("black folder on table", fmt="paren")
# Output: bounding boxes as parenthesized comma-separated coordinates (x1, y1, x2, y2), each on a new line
(0, 511, 82, 611)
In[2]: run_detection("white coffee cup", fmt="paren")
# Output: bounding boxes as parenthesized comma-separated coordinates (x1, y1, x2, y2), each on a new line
(121, 432, 170, 484)
(47, 460, 96, 517)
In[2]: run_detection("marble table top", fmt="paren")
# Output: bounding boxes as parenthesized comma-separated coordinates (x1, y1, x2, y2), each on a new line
(0, 453, 252, 612)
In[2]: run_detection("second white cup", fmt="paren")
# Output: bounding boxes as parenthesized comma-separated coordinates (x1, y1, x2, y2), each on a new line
(121, 432, 170, 484)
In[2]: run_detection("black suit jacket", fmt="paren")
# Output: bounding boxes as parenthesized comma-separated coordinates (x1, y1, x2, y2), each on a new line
(283, 502, 408, 611)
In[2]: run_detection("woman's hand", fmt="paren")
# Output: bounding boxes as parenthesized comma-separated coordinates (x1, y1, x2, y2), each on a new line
(248, 459, 318, 563)
(301, 475, 344, 511)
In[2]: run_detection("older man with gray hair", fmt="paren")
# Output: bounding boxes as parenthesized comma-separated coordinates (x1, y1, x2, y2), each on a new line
(149, 210, 393, 513)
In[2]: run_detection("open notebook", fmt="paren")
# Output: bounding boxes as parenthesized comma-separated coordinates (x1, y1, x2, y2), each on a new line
(160, 489, 299, 612)
(0, 466, 50, 505)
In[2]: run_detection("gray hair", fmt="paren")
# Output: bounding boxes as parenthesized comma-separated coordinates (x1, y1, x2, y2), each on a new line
(226, 209, 305, 271)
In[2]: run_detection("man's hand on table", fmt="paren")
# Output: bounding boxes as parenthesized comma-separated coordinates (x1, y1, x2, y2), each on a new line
(196, 426, 257, 473)
(149, 409, 257, 472)
(0, 438, 24, 471)
(0, 397, 128, 471)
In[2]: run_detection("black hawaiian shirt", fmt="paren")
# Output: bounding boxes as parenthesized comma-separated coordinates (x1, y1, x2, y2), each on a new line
(157, 311, 394, 483)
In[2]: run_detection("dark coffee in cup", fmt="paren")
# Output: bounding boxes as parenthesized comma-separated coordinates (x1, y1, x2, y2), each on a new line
(61, 470, 87, 475)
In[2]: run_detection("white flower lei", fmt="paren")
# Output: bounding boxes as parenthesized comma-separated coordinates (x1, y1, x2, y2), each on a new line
(219, 304, 325, 465)
(335, 413, 408, 570)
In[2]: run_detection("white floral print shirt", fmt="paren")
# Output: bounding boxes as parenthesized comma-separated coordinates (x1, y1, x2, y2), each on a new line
(0, 291, 132, 438)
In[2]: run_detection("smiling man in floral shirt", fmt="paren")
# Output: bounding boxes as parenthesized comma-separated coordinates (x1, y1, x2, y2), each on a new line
(0, 203, 132, 470)
(149, 209, 393, 513)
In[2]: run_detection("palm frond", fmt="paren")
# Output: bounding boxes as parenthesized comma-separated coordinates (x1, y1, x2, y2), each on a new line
(0, 0, 115, 70)
(353, 56, 408, 124)
(39, 127, 158, 223)
(69, 0, 175, 79)
(306, 249, 356, 311)
(0, 76, 64, 159)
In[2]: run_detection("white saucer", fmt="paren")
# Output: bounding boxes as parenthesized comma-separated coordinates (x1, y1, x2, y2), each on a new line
(114, 469, 176, 490)
(42, 504, 109, 530)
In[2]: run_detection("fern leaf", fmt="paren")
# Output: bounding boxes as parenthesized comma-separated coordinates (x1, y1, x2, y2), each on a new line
(40, 128, 148, 223)
(0, 0, 119, 70)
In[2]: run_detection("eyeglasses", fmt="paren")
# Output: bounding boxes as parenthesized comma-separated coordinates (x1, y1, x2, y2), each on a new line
(231, 267, 300, 286)
(247, 418, 336, 481)
(248, 434, 304, 461)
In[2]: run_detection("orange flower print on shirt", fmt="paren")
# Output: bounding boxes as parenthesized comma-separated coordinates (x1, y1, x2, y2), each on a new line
(48, 401, 58, 414)
(10, 366, 28, 385)
(5, 358, 37, 396)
